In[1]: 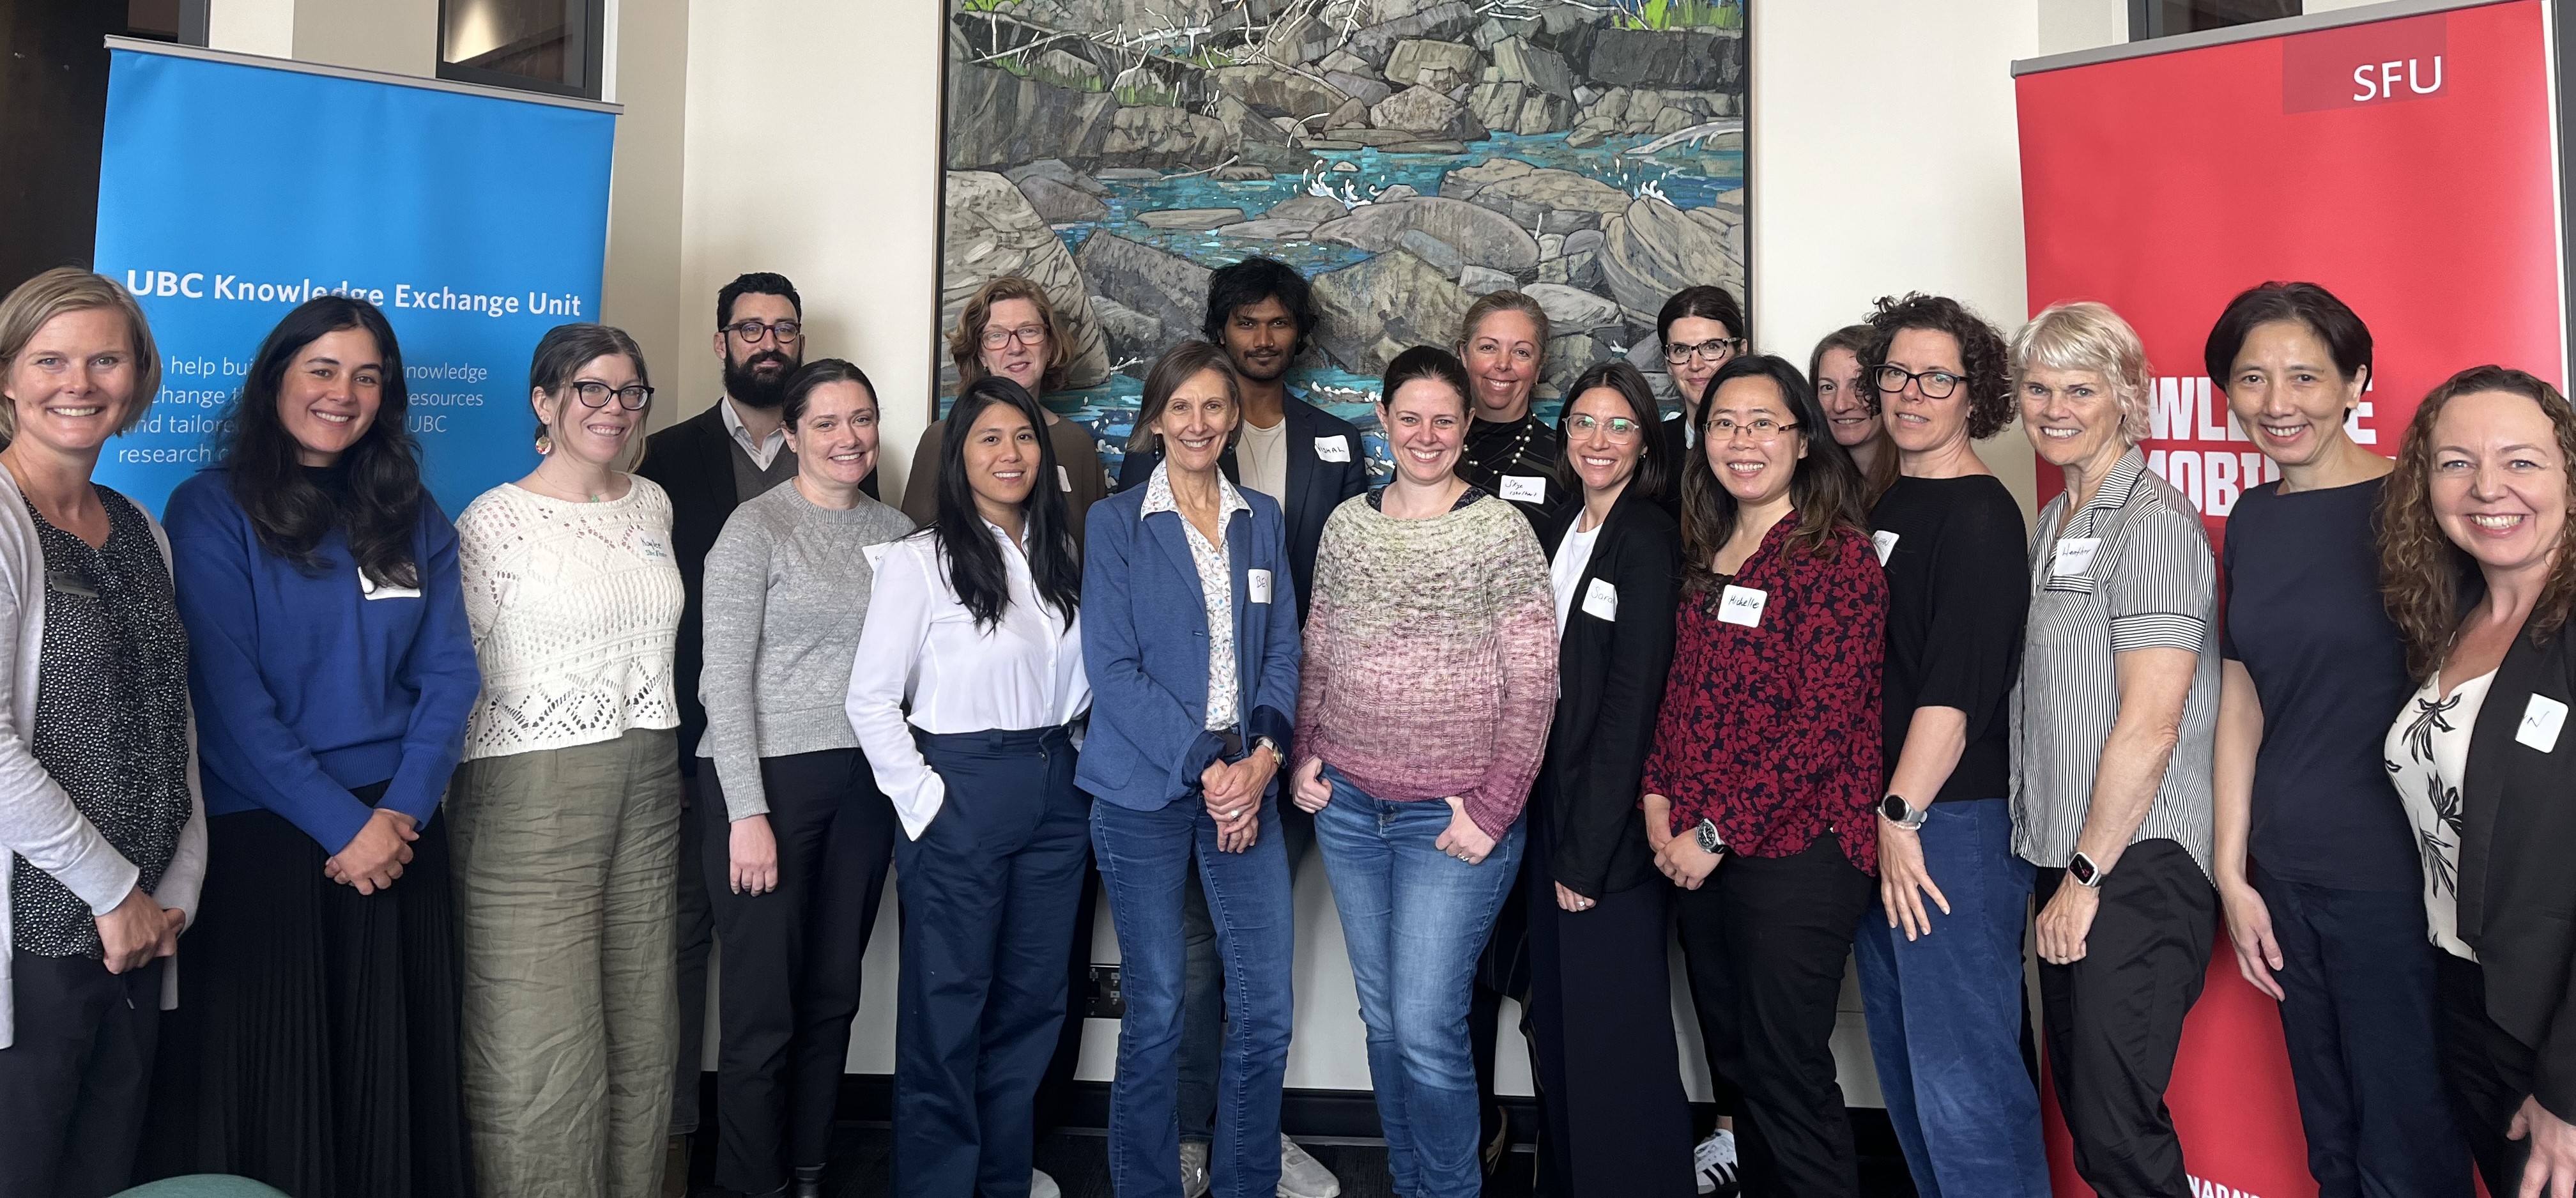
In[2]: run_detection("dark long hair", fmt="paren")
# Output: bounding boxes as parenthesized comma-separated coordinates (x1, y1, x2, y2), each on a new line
(931, 377, 1080, 631)
(217, 296, 424, 588)
(1678, 354, 1867, 588)
(1554, 360, 1671, 505)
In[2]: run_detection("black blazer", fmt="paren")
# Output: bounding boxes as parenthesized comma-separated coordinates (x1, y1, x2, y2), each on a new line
(633, 401, 877, 772)
(1533, 488, 1682, 900)
(2458, 620, 2576, 1119)
(1116, 394, 1369, 624)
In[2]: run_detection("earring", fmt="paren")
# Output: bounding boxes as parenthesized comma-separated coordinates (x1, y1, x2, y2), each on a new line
(535, 431, 553, 455)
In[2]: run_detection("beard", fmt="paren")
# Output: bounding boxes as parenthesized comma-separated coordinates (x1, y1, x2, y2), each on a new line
(724, 348, 797, 410)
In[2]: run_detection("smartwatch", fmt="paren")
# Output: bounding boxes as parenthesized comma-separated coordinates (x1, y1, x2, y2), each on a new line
(2067, 850, 2105, 889)
(1694, 818, 1724, 856)
(1878, 793, 1928, 831)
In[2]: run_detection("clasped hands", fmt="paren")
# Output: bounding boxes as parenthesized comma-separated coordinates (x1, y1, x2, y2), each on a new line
(1200, 747, 1278, 854)
(324, 806, 418, 896)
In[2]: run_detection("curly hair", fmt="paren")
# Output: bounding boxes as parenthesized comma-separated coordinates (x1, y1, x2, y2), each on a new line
(2380, 365, 2576, 680)
(1860, 293, 2014, 439)
(1202, 257, 1315, 355)
(948, 276, 1071, 395)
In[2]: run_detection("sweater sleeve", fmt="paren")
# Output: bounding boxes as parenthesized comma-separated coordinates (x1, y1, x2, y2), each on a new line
(381, 505, 481, 827)
(1552, 522, 1682, 900)
(700, 509, 776, 820)
(0, 518, 138, 913)
(1460, 512, 1560, 838)
(1910, 491, 2028, 748)
(1289, 513, 1346, 776)
(167, 484, 379, 853)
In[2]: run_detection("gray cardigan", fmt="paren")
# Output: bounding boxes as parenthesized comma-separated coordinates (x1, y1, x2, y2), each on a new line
(698, 481, 912, 820)
(0, 464, 208, 1048)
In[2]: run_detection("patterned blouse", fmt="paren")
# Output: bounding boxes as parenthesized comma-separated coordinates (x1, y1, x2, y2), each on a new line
(2383, 668, 2492, 961)
(8, 488, 192, 958)
(1643, 516, 1887, 872)
(1141, 462, 1250, 732)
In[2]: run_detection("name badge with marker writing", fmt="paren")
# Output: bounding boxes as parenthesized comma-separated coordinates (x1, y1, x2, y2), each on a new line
(2051, 537, 2103, 579)
(1871, 530, 1899, 567)
(1582, 578, 1618, 622)
(1718, 584, 1767, 628)
(2518, 693, 2568, 753)
(360, 572, 421, 601)
(1314, 435, 1351, 463)
(635, 534, 671, 562)
(1057, 465, 1073, 492)
(1500, 475, 1547, 503)
(1247, 568, 1273, 604)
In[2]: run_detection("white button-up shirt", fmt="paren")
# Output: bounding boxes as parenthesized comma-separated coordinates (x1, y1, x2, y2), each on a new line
(845, 524, 1090, 839)
(718, 395, 790, 471)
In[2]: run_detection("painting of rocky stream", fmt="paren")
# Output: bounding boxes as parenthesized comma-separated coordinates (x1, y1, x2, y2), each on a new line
(939, 0, 1748, 478)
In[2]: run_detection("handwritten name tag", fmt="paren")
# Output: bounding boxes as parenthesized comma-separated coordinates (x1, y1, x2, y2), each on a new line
(1314, 435, 1351, 463)
(2051, 537, 2103, 579)
(1582, 578, 1618, 622)
(1247, 568, 1273, 604)
(1718, 584, 1767, 628)
(1500, 475, 1547, 503)
(2518, 693, 2568, 753)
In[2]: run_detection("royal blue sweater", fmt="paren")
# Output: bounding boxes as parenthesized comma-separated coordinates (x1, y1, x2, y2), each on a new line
(164, 468, 480, 854)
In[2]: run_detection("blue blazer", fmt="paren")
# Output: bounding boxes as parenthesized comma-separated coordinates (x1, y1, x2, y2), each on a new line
(1077, 481, 1301, 811)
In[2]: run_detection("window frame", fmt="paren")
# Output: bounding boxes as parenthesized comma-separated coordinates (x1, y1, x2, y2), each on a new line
(434, 0, 605, 102)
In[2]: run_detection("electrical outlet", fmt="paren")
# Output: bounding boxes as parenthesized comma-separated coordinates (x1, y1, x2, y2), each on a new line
(1086, 964, 1124, 1018)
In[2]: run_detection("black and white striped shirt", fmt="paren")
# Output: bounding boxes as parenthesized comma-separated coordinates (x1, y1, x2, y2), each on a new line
(2009, 447, 2220, 880)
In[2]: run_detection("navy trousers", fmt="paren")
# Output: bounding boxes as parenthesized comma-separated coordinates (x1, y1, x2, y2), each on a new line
(893, 726, 1089, 1198)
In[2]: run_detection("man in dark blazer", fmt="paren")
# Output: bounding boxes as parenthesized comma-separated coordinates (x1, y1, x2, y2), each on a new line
(632, 270, 877, 1169)
(1115, 257, 1369, 626)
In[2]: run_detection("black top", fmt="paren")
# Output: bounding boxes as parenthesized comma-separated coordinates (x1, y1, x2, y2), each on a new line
(9, 487, 192, 957)
(1870, 474, 2028, 805)
(2221, 477, 2418, 893)
(1535, 489, 1681, 899)
(1457, 412, 1568, 530)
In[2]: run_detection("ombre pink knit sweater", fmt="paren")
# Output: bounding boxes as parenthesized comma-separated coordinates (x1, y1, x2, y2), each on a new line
(1292, 493, 1558, 838)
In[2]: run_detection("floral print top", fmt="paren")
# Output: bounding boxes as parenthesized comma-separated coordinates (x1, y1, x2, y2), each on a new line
(2384, 667, 2493, 961)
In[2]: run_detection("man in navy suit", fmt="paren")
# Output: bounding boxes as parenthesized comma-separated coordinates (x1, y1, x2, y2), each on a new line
(1117, 257, 1363, 1198)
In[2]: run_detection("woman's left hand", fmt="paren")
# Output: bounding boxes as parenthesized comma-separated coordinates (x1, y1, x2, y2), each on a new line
(1435, 797, 1498, 864)
(1554, 882, 1596, 913)
(2510, 1095, 2576, 1198)
(1655, 835, 1722, 889)
(2036, 878, 2101, 965)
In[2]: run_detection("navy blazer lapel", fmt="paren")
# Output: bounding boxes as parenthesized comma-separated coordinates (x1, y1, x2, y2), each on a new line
(1281, 399, 1317, 518)
(1141, 508, 1205, 607)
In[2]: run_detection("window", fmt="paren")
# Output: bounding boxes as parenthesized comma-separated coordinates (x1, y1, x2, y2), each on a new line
(125, 0, 207, 45)
(2131, 0, 2301, 39)
(438, 0, 604, 100)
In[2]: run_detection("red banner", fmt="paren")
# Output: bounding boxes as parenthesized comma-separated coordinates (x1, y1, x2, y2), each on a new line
(2016, 3, 2560, 1195)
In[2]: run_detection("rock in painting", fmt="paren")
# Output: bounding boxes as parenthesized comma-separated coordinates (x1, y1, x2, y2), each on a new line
(1600, 192, 1747, 322)
(1075, 234, 1213, 355)
(1312, 197, 1538, 272)
(1312, 249, 1478, 374)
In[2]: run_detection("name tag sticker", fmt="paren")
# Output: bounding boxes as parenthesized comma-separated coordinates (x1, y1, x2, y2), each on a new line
(861, 542, 891, 572)
(44, 571, 97, 599)
(1871, 529, 1899, 566)
(2517, 693, 2568, 753)
(1314, 435, 1351, 463)
(1582, 578, 1618, 622)
(1718, 584, 1767, 628)
(1247, 568, 1273, 604)
(2051, 537, 2103, 579)
(1056, 465, 1073, 492)
(1500, 474, 1547, 503)
(359, 572, 421, 601)
(634, 534, 671, 562)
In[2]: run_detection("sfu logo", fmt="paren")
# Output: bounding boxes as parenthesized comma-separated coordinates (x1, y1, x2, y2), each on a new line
(2283, 12, 2448, 113)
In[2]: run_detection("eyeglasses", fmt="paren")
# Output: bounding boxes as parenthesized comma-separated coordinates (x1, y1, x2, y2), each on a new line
(1874, 364, 1963, 399)
(1664, 337, 1747, 364)
(1708, 415, 1800, 442)
(724, 319, 802, 344)
(981, 324, 1049, 350)
(568, 381, 655, 410)
(1565, 413, 1644, 440)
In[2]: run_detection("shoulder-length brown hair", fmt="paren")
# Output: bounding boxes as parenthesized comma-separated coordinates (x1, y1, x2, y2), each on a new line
(2381, 364, 2576, 680)
(948, 276, 1071, 395)
(1679, 354, 1868, 590)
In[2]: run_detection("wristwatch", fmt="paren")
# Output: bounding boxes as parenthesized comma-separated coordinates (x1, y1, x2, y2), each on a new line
(1878, 793, 1928, 831)
(1251, 736, 1282, 766)
(2067, 850, 2105, 889)
(1694, 818, 1724, 855)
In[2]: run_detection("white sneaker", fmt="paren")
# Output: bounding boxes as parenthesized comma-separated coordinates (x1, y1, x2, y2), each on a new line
(1179, 1140, 1211, 1198)
(1031, 1167, 1062, 1198)
(1692, 1128, 1739, 1196)
(1277, 1134, 1341, 1198)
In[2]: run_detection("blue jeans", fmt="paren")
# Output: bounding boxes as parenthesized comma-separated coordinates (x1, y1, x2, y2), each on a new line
(1851, 798, 2050, 1198)
(1092, 794, 1295, 1198)
(1310, 767, 1526, 1198)
(1176, 803, 1314, 1142)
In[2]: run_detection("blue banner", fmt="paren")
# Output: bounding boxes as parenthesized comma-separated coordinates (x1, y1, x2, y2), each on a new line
(92, 46, 616, 516)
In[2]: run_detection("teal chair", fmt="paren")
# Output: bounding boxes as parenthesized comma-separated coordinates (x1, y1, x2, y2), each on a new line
(113, 1177, 291, 1198)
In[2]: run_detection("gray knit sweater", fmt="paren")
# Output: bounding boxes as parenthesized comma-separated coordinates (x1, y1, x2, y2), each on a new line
(699, 481, 914, 819)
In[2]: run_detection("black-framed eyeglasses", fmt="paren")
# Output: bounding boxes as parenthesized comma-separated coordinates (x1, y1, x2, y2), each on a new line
(1708, 415, 1800, 442)
(981, 325, 1048, 350)
(724, 319, 802, 344)
(1874, 364, 1963, 399)
(569, 381, 654, 410)
(1663, 337, 1747, 364)
(1565, 413, 1644, 440)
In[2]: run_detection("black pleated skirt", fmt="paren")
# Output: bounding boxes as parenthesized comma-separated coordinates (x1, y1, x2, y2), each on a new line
(142, 782, 477, 1198)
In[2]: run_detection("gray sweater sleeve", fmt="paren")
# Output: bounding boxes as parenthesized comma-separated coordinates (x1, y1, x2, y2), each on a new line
(699, 509, 774, 820)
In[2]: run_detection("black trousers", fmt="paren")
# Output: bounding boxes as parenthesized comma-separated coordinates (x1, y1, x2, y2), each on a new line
(2036, 838, 2215, 1198)
(1676, 833, 1873, 1198)
(2439, 951, 2543, 1197)
(671, 766, 716, 1137)
(0, 955, 162, 1198)
(1524, 810, 1694, 1198)
(701, 748, 898, 1195)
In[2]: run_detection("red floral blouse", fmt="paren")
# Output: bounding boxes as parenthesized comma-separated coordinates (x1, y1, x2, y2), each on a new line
(1642, 516, 1887, 873)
